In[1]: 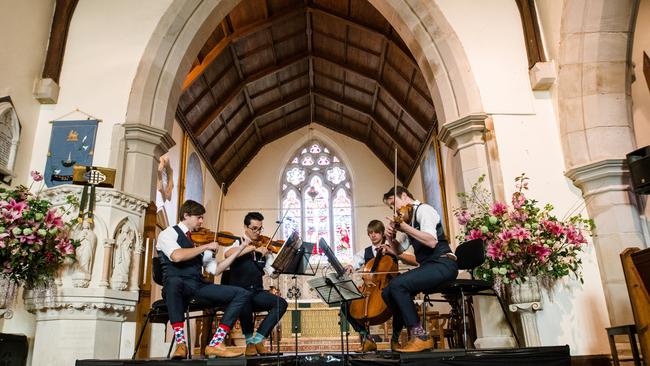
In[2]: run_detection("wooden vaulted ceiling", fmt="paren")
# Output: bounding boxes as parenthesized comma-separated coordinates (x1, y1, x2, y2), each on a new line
(176, 0, 437, 189)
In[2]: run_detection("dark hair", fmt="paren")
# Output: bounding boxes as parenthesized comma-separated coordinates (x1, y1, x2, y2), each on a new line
(179, 200, 206, 220)
(383, 186, 414, 202)
(244, 212, 264, 226)
(367, 220, 385, 234)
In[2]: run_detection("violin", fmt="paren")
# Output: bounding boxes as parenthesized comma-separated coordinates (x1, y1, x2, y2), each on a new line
(191, 228, 242, 246)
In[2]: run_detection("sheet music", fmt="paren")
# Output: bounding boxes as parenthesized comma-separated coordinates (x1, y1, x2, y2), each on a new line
(308, 272, 363, 304)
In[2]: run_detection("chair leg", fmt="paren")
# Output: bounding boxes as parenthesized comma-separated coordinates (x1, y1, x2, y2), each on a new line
(493, 291, 521, 347)
(167, 336, 174, 358)
(132, 312, 153, 359)
(186, 308, 192, 360)
(628, 331, 642, 366)
(422, 295, 428, 333)
(460, 289, 468, 350)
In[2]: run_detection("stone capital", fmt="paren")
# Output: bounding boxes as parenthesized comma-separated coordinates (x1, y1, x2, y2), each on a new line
(565, 159, 630, 198)
(438, 113, 488, 150)
(123, 123, 175, 157)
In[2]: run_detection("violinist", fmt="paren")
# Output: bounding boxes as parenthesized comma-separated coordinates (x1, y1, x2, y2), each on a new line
(223, 212, 288, 357)
(382, 187, 458, 353)
(156, 200, 252, 359)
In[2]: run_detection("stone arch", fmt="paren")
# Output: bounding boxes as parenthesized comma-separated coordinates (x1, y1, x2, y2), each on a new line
(126, 0, 483, 134)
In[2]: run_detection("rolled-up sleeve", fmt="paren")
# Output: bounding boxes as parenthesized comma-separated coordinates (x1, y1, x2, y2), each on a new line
(156, 227, 181, 260)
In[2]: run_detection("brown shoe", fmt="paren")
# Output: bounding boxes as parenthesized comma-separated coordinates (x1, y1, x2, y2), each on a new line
(171, 343, 187, 359)
(205, 343, 243, 358)
(245, 343, 258, 356)
(390, 340, 401, 352)
(255, 341, 271, 355)
(397, 337, 433, 353)
(355, 338, 377, 353)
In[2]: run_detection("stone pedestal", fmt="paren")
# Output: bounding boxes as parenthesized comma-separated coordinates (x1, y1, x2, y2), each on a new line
(508, 277, 542, 347)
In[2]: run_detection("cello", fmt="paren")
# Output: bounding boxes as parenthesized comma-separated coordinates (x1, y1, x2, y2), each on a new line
(348, 248, 398, 325)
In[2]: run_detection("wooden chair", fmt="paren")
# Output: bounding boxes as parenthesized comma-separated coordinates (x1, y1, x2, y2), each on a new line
(619, 247, 650, 364)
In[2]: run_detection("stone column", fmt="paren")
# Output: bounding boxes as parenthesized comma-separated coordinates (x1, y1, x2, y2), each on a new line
(99, 239, 114, 288)
(122, 123, 175, 201)
(439, 113, 517, 348)
(566, 159, 644, 326)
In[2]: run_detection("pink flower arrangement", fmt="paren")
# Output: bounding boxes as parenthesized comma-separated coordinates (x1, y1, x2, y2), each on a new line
(0, 172, 78, 287)
(454, 174, 593, 289)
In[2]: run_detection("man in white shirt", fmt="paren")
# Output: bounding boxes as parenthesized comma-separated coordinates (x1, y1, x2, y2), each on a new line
(382, 186, 458, 353)
(156, 200, 251, 359)
(222, 212, 288, 356)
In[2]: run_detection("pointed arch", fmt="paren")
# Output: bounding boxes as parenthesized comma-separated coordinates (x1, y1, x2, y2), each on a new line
(280, 139, 354, 261)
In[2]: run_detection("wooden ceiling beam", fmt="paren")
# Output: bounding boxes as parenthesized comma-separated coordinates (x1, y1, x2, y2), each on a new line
(193, 51, 309, 136)
(175, 110, 225, 185)
(209, 88, 310, 164)
(312, 53, 430, 132)
(307, 6, 417, 68)
(313, 88, 417, 157)
(183, 6, 306, 90)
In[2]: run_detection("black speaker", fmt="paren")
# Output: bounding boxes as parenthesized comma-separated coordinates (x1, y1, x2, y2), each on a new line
(627, 146, 650, 194)
(0, 333, 28, 366)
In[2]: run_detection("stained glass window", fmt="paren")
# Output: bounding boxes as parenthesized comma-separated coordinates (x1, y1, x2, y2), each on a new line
(281, 140, 353, 262)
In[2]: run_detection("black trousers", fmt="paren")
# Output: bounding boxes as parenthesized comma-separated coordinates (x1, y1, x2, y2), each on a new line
(163, 276, 252, 327)
(342, 302, 368, 334)
(381, 258, 457, 338)
(239, 289, 288, 338)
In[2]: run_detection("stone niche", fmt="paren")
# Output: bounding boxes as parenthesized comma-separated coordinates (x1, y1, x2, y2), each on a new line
(0, 97, 21, 185)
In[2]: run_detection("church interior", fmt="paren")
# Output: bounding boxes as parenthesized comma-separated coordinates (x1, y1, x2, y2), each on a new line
(1, 0, 650, 365)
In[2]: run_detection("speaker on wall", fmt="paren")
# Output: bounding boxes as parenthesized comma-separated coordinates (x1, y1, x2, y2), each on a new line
(627, 146, 650, 194)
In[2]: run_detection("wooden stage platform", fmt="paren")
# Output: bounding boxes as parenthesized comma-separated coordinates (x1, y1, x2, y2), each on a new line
(76, 345, 570, 366)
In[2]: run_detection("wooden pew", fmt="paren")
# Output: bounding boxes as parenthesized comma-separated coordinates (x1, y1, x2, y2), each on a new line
(620, 247, 650, 364)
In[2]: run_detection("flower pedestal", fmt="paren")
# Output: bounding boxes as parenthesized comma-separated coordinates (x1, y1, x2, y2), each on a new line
(508, 277, 542, 347)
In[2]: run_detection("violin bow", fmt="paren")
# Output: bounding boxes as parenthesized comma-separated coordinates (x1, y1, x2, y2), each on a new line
(212, 182, 226, 245)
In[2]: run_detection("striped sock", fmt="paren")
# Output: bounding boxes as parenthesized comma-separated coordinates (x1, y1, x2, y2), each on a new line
(172, 322, 186, 344)
(209, 324, 231, 347)
(245, 333, 255, 344)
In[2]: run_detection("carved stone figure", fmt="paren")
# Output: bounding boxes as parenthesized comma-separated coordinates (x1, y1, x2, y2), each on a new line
(72, 219, 97, 288)
(111, 223, 135, 290)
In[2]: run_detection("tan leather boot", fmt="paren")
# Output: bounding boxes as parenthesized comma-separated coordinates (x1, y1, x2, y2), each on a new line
(171, 343, 187, 359)
(397, 337, 433, 353)
(245, 343, 258, 356)
(255, 341, 272, 355)
(354, 338, 377, 353)
(205, 343, 244, 358)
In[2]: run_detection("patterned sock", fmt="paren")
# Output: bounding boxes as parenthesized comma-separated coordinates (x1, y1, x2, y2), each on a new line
(171, 322, 186, 344)
(209, 324, 231, 347)
(359, 330, 368, 341)
(251, 333, 264, 344)
(245, 333, 255, 344)
(410, 323, 428, 340)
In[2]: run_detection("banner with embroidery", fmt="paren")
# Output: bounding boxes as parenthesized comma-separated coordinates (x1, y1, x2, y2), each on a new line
(45, 120, 98, 187)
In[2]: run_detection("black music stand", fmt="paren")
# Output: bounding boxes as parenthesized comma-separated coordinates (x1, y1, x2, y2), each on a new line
(272, 232, 319, 364)
(309, 239, 363, 364)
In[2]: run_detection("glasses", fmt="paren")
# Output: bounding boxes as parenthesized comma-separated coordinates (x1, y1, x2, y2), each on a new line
(248, 226, 264, 233)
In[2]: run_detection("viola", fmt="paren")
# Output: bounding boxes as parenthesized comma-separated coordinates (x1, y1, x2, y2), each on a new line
(393, 203, 413, 225)
(349, 247, 398, 326)
(251, 235, 284, 254)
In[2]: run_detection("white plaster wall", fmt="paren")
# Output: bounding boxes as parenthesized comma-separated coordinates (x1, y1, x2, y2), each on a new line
(434, 0, 535, 115)
(27, 0, 172, 189)
(492, 94, 610, 355)
(0, 0, 54, 188)
(222, 125, 400, 254)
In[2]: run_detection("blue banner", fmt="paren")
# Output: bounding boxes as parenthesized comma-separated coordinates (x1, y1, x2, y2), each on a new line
(45, 120, 99, 187)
